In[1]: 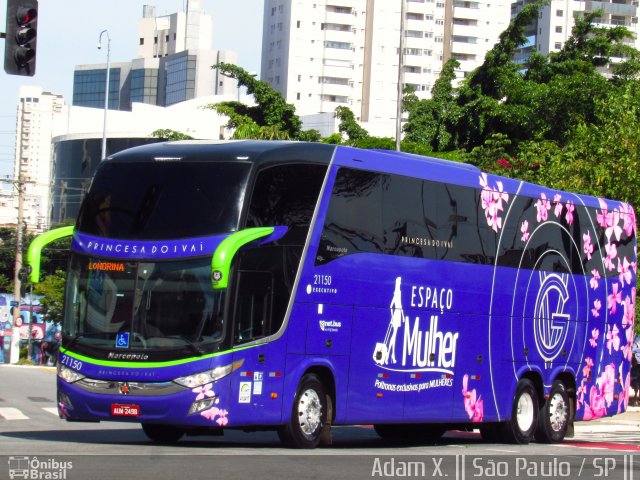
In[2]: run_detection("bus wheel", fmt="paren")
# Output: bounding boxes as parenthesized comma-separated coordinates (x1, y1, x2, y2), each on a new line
(278, 374, 327, 448)
(500, 378, 538, 444)
(535, 380, 569, 443)
(141, 423, 184, 443)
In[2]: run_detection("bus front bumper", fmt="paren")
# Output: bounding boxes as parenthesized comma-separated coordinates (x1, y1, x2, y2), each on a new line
(57, 377, 231, 427)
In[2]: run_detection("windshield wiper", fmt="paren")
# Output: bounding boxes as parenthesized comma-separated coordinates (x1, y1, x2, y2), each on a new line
(66, 331, 113, 349)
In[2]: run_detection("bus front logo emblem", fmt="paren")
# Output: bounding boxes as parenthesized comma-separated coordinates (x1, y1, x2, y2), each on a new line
(533, 273, 571, 363)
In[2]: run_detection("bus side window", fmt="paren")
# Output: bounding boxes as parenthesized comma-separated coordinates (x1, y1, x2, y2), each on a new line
(233, 271, 273, 345)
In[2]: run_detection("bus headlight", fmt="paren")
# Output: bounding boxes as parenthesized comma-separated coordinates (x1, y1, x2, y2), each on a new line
(173, 359, 244, 388)
(57, 364, 86, 384)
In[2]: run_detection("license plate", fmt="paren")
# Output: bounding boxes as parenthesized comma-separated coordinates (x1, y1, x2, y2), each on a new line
(111, 404, 141, 417)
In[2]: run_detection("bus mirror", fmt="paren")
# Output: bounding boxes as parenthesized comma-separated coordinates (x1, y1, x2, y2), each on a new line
(26, 225, 74, 283)
(211, 226, 287, 290)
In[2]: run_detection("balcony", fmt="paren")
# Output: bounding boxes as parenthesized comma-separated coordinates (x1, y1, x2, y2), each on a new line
(586, 1, 637, 16)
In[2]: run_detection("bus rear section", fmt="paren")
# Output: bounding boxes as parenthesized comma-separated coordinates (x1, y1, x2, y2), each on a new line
(30, 141, 635, 448)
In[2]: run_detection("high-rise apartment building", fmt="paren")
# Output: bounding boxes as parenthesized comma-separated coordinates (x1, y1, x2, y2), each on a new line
(73, 0, 238, 111)
(11, 86, 64, 233)
(261, 0, 511, 136)
(512, 0, 640, 64)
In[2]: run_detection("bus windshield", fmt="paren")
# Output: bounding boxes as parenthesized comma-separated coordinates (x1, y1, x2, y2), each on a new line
(64, 253, 225, 352)
(77, 161, 251, 240)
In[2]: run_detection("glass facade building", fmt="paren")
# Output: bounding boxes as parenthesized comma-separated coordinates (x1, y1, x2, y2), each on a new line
(130, 68, 159, 105)
(164, 54, 197, 106)
(72, 68, 122, 109)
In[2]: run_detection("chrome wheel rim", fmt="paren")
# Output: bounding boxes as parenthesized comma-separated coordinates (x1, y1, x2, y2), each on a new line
(516, 391, 535, 432)
(297, 388, 322, 436)
(548, 392, 568, 432)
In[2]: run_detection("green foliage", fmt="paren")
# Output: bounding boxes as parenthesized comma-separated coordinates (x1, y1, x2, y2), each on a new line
(335, 106, 369, 143)
(34, 270, 66, 324)
(208, 63, 302, 139)
(151, 129, 194, 140)
(403, 58, 461, 151)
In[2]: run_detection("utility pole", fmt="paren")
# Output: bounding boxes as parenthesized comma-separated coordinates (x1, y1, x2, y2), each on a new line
(11, 174, 25, 364)
(395, 0, 406, 152)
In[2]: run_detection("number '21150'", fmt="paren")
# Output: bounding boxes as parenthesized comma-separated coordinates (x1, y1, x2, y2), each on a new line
(60, 355, 83, 371)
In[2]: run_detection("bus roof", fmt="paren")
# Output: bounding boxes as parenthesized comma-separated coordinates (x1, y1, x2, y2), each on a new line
(106, 140, 337, 167)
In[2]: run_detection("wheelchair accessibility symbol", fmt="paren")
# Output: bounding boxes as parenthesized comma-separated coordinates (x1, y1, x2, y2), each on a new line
(115, 332, 130, 349)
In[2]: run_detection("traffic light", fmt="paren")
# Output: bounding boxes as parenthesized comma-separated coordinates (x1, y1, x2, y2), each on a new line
(4, 0, 38, 76)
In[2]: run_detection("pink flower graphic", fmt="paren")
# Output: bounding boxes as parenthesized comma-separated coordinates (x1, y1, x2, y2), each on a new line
(620, 202, 636, 237)
(201, 407, 229, 426)
(583, 364, 616, 420)
(605, 324, 620, 354)
(462, 374, 483, 422)
(618, 257, 632, 287)
(604, 242, 618, 272)
(582, 357, 594, 378)
(618, 369, 630, 414)
(596, 198, 611, 229)
(590, 269, 600, 290)
(193, 384, 215, 401)
(520, 220, 530, 242)
(605, 209, 622, 242)
(622, 295, 635, 330)
(535, 193, 551, 222)
(553, 194, 563, 217)
(592, 299, 601, 318)
(565, 201, 575, 225)
(479, 174, 509, 233)
(583, 232, 593, 260)
(216, 409, 229, 426)
(589, 329, 599, 348)
(607, 283, 622, 315)
(622, 324, 634, 362)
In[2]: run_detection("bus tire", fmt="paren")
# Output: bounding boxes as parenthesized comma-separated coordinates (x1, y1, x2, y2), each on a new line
(500, 378, 538, 444)
(141, 423, 184, 443)
(278, 374, 327, 449)
(535, 380, 569, 443)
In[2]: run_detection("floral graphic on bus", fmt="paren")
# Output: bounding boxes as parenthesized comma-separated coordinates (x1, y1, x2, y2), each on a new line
(479, 173, 509, 232)
(192, 384, 229, 426)
(461, 374, 483, 422)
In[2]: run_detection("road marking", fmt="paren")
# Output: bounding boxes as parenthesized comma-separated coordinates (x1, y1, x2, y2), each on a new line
(0, 407, 29, 420)
(42, 407, 59, 416)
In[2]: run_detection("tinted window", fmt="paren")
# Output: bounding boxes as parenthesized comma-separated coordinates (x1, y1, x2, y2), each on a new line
(77, 161, 251, 239)
(316, 169, 385, 264)
(246, 163, 327, 243)
(317, 167, 630, 277)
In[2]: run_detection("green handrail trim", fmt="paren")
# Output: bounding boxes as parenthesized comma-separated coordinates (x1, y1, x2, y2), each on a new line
(211, 227, 275, 290)
(27, 225, 75, 284)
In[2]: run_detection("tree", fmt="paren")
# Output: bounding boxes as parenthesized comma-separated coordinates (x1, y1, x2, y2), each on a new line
(151, 129, 194, 140)
(334, 106, 369, 143)
(403, 59, 461, 151)
(34, 270, 66, 324)
(208, 63, 306, 140)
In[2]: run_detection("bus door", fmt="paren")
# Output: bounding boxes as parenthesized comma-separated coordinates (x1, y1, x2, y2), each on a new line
(347, 305, 405, 423)
(230, 270, 285, 425)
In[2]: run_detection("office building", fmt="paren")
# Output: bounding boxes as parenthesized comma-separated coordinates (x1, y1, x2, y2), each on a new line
(72, 0, 238, 111)
(261, 0, 512, 136)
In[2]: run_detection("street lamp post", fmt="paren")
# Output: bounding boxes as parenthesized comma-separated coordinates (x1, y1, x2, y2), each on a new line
(97, 30, 111, 161)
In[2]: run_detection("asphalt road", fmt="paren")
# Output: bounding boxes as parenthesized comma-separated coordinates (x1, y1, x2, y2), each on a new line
(1, 365, 638, 480)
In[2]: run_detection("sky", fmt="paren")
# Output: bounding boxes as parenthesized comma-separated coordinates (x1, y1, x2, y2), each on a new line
(0, 0, 264, 180)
